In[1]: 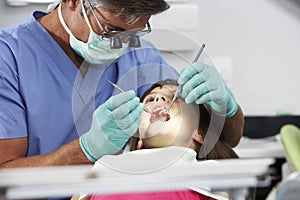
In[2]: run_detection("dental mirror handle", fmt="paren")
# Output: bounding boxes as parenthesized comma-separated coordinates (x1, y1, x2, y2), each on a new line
(193, 43, 206, 63)
(167, 43, 206, 112)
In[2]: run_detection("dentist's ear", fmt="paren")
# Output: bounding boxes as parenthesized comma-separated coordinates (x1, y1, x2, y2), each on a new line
(137, 138, 144, 150)
(67, 0, 78, 10)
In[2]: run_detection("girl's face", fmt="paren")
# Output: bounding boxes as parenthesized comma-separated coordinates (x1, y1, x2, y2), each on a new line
(139, 85, 200, 149)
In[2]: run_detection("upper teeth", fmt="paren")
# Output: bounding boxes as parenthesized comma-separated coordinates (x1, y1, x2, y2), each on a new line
(153, 106, 165, 113)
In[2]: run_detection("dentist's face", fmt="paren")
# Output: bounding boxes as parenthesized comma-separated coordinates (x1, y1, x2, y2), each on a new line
(139, 85, 199, 148)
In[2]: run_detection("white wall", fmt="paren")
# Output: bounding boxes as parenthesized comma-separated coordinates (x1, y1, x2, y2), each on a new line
(0, 1, 48, 26)
(192, 0, 300, 116)
(1, 0, 300, 116)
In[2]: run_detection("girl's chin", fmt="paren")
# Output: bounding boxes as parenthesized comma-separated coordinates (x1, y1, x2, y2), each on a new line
(140, 121, 171, 139)
(139, 116, 183, 139)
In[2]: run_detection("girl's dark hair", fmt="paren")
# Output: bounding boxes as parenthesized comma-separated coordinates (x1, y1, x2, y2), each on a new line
(130, 79, 238, 160)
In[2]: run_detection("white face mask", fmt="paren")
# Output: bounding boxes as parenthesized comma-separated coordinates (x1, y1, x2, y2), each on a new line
(58, 2, 128, 64)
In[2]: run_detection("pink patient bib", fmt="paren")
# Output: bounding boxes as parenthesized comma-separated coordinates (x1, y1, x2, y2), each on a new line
(90, 190, 208, 200)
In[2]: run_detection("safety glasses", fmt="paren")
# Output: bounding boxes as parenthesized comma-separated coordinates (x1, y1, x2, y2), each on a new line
(86, 0, 151, 49)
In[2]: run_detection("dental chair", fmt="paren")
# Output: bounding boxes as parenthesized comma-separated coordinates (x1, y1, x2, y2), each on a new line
(280, 124, 300, 171)
(275, 124, 300, 200)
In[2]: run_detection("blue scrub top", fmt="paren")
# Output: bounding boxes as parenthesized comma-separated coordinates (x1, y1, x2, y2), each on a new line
(0, 11, 179, 157)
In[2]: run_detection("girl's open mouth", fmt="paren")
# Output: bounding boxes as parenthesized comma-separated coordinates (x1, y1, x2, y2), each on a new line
(150, 105, 170, 122)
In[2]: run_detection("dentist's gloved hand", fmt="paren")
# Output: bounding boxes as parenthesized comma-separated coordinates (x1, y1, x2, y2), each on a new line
(178, 62, 238, 117)
(79, 90, 144, 162)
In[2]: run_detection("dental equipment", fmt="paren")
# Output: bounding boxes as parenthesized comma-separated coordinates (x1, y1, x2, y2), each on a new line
(166, 43, 206, 113)
(106, 79, 151, 113)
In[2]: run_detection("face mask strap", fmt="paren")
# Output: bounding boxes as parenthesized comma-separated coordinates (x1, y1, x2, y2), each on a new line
(58, 3, 73, 36)
(80, 0, 93, 31)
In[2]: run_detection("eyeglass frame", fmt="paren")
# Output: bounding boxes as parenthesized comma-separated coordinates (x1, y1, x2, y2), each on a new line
(85, 0, 151, 49)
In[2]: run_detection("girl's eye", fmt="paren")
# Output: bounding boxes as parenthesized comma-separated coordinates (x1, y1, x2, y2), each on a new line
(143, 95, 155, 104)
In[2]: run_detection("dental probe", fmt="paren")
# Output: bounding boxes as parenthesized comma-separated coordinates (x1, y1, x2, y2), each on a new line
(106, 79, 151, 113)
(166, 43, 206, 112)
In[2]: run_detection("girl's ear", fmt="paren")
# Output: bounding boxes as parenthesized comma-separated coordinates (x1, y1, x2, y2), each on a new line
(137, 138, 144, 150)
(192, 130, 204, 144)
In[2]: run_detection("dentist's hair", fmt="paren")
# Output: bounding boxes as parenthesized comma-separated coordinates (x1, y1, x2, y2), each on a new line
(57, 0, 169, 25)
(87, 0, 169, 24)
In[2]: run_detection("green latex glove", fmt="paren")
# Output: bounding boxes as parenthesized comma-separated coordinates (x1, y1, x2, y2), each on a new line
(80, 90, 144, 162)
(178, 62, 238, 117)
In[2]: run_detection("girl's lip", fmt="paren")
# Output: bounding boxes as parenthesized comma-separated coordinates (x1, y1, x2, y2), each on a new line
(147, 103, 169, 112)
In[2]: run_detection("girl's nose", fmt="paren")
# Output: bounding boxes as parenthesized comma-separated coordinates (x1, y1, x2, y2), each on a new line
(154, 95, 167, 103)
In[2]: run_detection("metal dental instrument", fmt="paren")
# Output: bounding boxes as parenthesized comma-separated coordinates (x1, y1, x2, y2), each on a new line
(166, 85, 182, 113)
(166, 43, 206, 112)
(107, 79, 125, 93)
(106, 79, 151, 113)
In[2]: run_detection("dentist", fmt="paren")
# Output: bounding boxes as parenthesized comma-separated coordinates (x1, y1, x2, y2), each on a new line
(0, 0, 178, 168)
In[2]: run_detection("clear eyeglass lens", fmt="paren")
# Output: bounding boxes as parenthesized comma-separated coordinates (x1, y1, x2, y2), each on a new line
(103, 24, 150, 48)
(104, 24, 150, 39)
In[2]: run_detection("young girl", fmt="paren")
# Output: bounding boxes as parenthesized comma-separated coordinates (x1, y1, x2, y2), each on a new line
(131, 79, 239, 160)
(75, 79, 240, 200)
